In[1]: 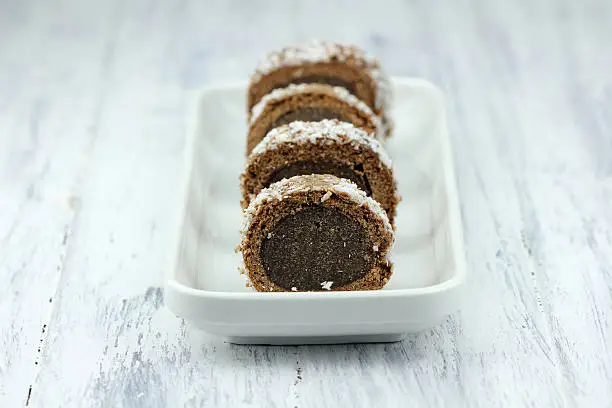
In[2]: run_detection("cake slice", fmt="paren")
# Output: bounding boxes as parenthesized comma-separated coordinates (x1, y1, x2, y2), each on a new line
(238, 174, 394, 292)
(247, 83, 383, 153)
(241, 119, 399, 222)
(248, 40, 393, 137)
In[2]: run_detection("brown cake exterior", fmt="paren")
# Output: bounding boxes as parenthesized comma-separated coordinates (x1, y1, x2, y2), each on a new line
(241, 119, 399, 223)
(247, 41, 392, 137)
(238, 174, 394, 292)
(247, 83, 383, 153)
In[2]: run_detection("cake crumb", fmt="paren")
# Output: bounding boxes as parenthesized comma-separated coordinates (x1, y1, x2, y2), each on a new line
(373, 245, 379, 252)
(320, 281, 333, 290)
(291, 287, 298, 292)
(320, 191, 332, 202)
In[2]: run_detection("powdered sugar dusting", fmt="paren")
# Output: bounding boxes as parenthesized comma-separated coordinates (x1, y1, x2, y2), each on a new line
(249, 83, 383, 137)
(250, 40, 391, 111)
(250, 119, 392, 169)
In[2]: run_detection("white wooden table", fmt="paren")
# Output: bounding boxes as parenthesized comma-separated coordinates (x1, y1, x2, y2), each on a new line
(1, 0, 611, 406)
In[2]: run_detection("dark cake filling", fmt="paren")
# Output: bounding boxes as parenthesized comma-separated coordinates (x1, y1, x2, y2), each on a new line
(267, 161, 372, 196)
(273, 75, 358, 97)
(261, 206, 374, 291)
(270, 107, 346, 129)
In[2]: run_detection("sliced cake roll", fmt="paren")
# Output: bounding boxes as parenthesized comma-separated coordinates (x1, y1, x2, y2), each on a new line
(241, 120, 399, 222)
(238, 174, 394, 292)
(247, 83, 383, 153)
(248, 40, 393, 137)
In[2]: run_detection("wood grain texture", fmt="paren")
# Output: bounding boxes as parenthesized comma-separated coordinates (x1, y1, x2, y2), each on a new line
(0, 0, 611, 406)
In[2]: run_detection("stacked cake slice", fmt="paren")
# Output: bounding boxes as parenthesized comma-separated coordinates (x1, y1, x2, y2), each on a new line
(237, 41, 399, 292)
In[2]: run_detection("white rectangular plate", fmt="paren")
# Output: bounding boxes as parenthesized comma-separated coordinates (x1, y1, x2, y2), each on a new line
(165, 77, 467, 345)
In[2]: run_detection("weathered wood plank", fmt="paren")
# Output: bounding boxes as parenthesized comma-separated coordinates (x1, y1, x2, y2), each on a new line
(0, 0, 610, 407)
(0, 0, 122, 405)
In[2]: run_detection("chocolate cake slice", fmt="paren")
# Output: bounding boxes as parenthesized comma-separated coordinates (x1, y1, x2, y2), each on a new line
(248, 40, 393, 137)
(238, 174, 394, 292)
(241, 119, 399, 222)
(247, 83, 383, 153)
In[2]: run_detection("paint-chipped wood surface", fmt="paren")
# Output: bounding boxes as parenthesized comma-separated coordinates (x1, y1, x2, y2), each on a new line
(1, 0, 611, 406)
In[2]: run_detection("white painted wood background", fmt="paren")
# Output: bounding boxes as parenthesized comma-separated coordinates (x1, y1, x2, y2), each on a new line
(1, 0, 611, 406)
